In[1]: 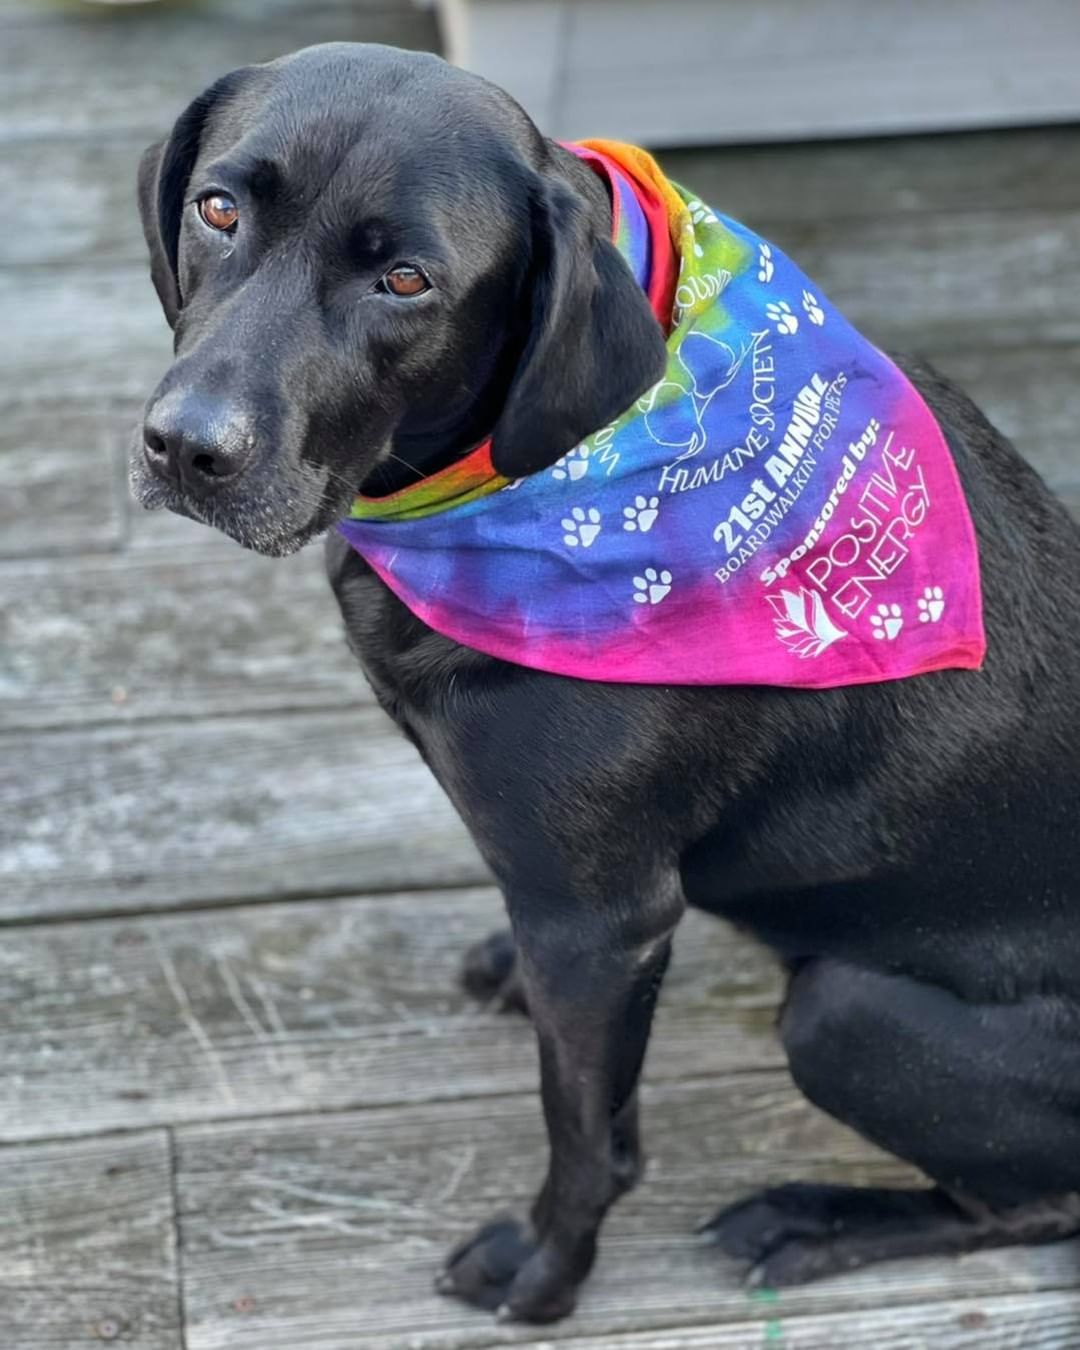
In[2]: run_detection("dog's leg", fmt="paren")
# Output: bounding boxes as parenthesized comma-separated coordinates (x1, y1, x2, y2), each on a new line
(702, 957, 1080, 1285)
(438, 884, 682, 1322)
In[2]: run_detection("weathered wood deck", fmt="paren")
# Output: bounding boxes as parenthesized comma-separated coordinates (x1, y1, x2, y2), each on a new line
(2, 2, 1079, 1346)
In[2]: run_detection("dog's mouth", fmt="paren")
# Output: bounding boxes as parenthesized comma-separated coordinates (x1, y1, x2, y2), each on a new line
(128, 428, 341, 557)
(130, 468, 253, 550)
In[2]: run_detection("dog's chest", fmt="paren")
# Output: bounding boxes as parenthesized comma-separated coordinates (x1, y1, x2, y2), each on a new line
(329, 542, 492, 733)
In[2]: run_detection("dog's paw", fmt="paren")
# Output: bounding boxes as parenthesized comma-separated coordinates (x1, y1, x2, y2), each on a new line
(699, 1183, 911, 1287)
(461, 930, 528, 1015)
(436, 1217, 577, 1323)
(699, 1185, 833, 1265)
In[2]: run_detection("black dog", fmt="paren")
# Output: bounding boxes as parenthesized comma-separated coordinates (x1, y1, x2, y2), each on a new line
(133, 43, 1080, 1325)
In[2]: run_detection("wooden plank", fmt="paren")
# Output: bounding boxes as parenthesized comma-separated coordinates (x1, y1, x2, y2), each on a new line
(447, 0, 1080, 146)
(7, 124, 1080, 272)
(3, 0, 415, 15)
(576, 0, 1080, 145)
(0, 3, 439, 143)
(174, 1081, 1080, 1349)
(0, 402, 126, 559)
(762, 210, 1080, 353)
(0, 541, 367, 732)
(930, 345, 1080, 499)
(0, 268, 173, 407)
(0, 1128, 181, 1350)
(0, 390, 237, 560)
(658, 125, 1080, 227)
(0, 132, 152, 268)
(0, 894, 781, 1140)
(552, 1291, 1080, 1349)
(0, 709, 489, 920)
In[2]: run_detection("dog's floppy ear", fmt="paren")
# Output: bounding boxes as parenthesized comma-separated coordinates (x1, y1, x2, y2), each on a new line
(490, 177, 668, 478)
(136, 69, 253, 329)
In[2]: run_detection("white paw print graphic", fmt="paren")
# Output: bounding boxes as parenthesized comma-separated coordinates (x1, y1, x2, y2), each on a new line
(688, 199, 719, 227)
(623, 495, 660, 533)
(562, 506, 601, 547)
(870, 603, 904, 640)
(687, 200, 718, 257)
(552, 447, 589, 482)
(801, 290, 825, 326)
(632, 568, 672, 605)
(917, 586, 946, 623)
(758, 242, 774, 283)
(766, 300, 799, 335)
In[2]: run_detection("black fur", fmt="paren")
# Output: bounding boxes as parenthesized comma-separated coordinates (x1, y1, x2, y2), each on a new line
(135, 43, 1080, 1326)
(490, 175, 669, 477)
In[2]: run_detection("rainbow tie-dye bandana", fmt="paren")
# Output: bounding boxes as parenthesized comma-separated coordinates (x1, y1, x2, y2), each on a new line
(338, 142, 985, 688)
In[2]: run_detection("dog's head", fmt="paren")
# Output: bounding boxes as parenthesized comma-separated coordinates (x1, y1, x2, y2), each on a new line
(132, 43, 666, 555)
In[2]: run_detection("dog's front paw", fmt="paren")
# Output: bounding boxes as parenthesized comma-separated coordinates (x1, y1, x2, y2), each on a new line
(436, 1216, 578, 1323)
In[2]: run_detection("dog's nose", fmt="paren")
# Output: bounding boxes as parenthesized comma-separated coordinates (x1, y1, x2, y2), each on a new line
(142, 395, 255, 494)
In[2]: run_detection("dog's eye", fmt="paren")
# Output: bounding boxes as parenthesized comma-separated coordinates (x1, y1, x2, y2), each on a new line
(198, 193, 239, 233)
(379, 264, 430, 297)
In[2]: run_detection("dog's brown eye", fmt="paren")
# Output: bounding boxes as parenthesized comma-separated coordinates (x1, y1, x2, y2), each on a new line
(198, 193, 239, 232)
(381, 265, 429, 297)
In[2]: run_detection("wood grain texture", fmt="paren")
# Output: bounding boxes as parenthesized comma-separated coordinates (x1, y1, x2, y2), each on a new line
(174, 1082, 1080, 1349)
(0, 267, 174, 407)
(0, 709, 489, 919)
(0, 541, 366, 731)
(658, 126, 1080, 226)
(0, 1129, 181, 1350)
(454, 0, 1080, 146)
(0, 133, 151, 268)
(0, 403, 126, 559)
(0, 894, 781, 1140)
(546, 1292, 1080, 1349)
(0, 3, 438, 142)
(766, 210, 1080, 353)
(1, 0, 412, 17)
(930, 345, 1080, 498)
